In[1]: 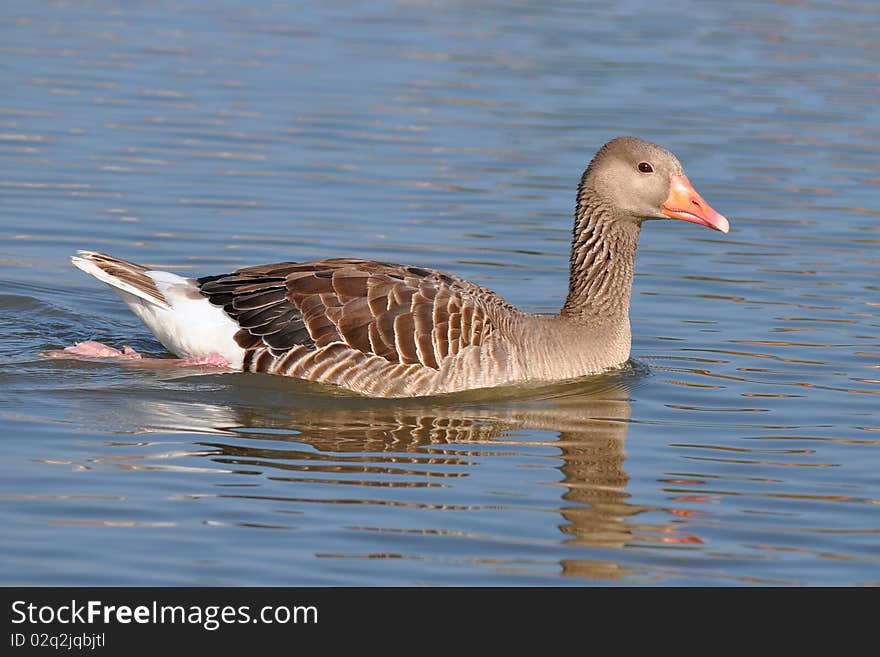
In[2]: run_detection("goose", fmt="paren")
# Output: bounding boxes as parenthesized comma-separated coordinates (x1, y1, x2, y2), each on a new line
(53, 136, 729, 397)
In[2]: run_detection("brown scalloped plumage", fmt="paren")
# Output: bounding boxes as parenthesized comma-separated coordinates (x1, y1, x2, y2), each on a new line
(198, 258, 510, 393)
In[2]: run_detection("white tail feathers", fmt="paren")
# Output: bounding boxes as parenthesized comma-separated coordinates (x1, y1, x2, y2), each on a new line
(70, 250, 245, 367)
(71, 250, 170, 309)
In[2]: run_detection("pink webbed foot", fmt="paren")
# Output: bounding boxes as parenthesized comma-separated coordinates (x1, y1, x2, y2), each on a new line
(180, 354, 230, 368)
(43, 341, 143, 360)
(42, 341, 230, 370)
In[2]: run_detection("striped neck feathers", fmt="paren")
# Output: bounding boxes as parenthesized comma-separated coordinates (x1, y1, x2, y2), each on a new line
(561, 186, 641, 322)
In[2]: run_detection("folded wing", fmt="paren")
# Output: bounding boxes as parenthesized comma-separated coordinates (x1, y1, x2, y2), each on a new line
(197, 258, 507, 374)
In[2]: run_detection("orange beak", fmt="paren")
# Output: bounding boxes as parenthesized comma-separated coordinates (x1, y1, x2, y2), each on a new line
(661, 174, 729, 234)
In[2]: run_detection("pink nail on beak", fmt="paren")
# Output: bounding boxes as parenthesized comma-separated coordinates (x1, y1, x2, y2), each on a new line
(661, 174, 729, 234)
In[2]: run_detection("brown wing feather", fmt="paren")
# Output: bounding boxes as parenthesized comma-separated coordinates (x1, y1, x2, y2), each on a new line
(198, 258, 513, 373)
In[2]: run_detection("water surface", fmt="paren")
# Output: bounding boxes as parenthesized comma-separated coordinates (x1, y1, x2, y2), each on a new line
(0, 0, 878, 585)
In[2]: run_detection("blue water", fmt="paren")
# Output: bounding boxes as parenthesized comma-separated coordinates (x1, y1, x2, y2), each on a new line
(0, 0, 877, 585)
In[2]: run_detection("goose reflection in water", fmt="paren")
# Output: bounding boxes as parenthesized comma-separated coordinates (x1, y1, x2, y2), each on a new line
(83, 368, 702, 580)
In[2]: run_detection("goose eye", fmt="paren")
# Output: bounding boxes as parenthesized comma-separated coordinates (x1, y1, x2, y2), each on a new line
(638, 162, 654, 173)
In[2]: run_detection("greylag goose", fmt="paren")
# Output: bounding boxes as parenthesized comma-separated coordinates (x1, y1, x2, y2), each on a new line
(57, 136, 729, 397)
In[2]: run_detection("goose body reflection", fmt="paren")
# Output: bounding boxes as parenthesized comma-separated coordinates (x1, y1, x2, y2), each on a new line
(71, 368, 705, 580)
